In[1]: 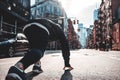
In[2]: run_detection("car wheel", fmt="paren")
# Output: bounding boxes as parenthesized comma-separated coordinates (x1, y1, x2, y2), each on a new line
(8, 46, 15, 57)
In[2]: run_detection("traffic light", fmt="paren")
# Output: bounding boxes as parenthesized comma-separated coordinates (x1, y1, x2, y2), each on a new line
(77, 20, 79, 24)
(73, 20, 79, 24)
(73, 20, 76, 24)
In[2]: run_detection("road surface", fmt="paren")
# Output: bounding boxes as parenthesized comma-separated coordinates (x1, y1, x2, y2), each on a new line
(0, 49, 120, 80)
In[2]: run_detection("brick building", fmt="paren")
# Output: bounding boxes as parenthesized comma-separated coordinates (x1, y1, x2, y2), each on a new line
(111, 0, 120, 50)
(93, 0, 120, 51)
(67, 19, 80, 49)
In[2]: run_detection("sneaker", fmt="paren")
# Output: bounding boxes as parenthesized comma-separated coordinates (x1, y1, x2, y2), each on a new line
(5, 66, 26, 80)
(63, 66, 73, 71)
(32, 65, 43, 74)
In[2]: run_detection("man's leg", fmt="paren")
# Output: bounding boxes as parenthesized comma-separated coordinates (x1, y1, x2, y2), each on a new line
(5, 49, 44, 80)
(18, 49, 44, 70)
(6, 21, 49, 80)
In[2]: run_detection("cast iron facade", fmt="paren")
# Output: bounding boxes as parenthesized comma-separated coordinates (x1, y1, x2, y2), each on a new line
(92, 0, 120, 51)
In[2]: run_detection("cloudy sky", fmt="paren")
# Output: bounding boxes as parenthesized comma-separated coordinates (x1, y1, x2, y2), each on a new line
(58, 0, 101, 27)
(31, 0, 101, 27)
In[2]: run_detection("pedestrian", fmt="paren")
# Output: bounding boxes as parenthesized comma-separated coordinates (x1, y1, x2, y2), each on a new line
(105, 37, 110, 51)
(5, 18, 73, 80)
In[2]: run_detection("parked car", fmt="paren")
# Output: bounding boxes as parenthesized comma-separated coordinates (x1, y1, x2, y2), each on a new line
(0, 33, 29, 57)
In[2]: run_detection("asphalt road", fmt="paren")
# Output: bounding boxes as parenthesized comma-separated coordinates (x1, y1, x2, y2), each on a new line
(0, 49, 120, 80)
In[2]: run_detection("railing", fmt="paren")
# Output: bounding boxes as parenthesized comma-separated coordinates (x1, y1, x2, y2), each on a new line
(0, 15, 17, 35)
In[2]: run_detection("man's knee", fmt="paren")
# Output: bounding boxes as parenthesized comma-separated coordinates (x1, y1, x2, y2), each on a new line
(28, 49, 44, 61)
(22, 49, 44, 65)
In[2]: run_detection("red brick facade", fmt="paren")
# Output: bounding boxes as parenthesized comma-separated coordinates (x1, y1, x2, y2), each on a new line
(92, 0, 120, 51)
(67, 19, 80, 49)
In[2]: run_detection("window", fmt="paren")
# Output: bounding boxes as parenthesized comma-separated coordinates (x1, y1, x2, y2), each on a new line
(118, 6, 120, 19)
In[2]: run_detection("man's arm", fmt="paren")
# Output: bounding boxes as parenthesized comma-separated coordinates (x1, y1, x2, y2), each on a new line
(47, 19, 73, 70)
(58, 29, 71, 67)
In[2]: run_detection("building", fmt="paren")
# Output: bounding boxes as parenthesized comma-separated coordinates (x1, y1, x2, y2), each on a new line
(86, 25, 94, 49)
(67, 19, 80, 49)
(93, 9, 99, 21)
(92, 0, 112, 51)
(111, 0, 120, 50)
(31, 0, 68, 32)
(93, 0, 120, 51)
(92, 20, 99, 49)
(77, 23, 87, 48)
(0, 0, 30, 39)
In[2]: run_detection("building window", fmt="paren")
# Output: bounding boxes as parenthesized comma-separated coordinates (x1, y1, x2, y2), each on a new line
(118, 6, 120, 19)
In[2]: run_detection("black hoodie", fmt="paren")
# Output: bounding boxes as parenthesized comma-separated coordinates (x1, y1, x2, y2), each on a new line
(23, 18, 70, 66)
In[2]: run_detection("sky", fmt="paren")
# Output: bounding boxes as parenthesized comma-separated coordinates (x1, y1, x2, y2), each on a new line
(58, 0, 101, 27)
(31, 0, 101, 27)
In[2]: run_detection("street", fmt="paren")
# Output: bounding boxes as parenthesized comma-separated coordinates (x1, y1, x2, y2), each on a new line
(0, 49, 120, 80)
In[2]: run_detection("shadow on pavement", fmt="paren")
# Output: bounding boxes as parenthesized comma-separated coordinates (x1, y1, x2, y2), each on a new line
(60, 70, 73, 80)
(26, 71, 41, 80)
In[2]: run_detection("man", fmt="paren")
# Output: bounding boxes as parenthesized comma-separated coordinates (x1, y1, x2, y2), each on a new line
(5, 18, 73, 80)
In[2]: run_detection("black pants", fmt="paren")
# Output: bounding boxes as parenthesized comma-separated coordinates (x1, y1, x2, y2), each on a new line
(18, 25, 49, 69)
(19, 48, 45, 69)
